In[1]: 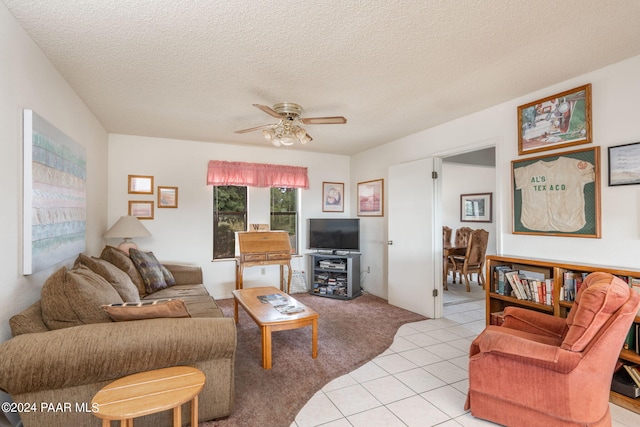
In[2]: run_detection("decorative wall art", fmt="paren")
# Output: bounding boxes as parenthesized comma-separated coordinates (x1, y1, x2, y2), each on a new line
(23, 109, 87, 274)
(357, 179, 384, 217)
(322, 182, 344, 212)
(460, 193, 492, 223)
(608, 142, 640, 186)
(128, 175, 154, 194)
(158, 186, 178, 208)
(517, 84, 592, 155)
(128, 201, 154, 220)
(512, 146, 601, 238)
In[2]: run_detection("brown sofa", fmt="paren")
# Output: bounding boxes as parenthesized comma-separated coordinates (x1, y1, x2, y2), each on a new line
(0, 247, 236, 427)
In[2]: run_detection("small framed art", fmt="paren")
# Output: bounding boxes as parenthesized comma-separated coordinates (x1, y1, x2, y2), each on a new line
(128, 201, 154, 220)
(357, 179, 383, 217)
(517, 84, 592, 155)
(128, 175, 154, 194)
(322, 182, 344, 212)
(158, 186, 179, 208)
(460, 193, 492, 223)
(608, 142, 640, 186)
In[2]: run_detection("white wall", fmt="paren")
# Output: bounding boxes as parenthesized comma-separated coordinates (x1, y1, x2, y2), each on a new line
(107, 135, 352, 299)
(0, 4, 109, 341)
(352, 54, 640, 300)
(442, 163, 497, 256)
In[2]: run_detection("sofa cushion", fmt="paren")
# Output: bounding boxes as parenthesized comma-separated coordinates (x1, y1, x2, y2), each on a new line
(100, 246, 147, 297)
(129, 249, 176, 294)
(74, 254, 140, 302)
(102, 299, 190, 321)
(143, 283, 210, 300)
(9, 301, 49, 336)
(562, 272, 630, 352)
(40, 266, 124, 330)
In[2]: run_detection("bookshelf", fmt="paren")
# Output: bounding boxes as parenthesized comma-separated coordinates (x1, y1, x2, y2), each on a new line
(485, 255, 640, 414)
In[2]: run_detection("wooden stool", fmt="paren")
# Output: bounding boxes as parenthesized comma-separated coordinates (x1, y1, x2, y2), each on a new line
(91, 366, 205, 427)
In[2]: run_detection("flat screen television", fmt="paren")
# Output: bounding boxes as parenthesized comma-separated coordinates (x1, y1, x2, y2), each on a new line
(308, 218, 360, 252)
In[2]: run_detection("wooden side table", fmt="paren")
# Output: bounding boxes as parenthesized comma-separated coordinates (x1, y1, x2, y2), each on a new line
(91, 366, 205, 427)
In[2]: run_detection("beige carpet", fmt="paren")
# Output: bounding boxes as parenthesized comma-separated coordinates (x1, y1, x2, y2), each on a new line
(202, 292, 427, 427)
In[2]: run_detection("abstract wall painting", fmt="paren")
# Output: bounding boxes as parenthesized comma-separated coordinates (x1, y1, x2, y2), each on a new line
(23, 110, 87, 275)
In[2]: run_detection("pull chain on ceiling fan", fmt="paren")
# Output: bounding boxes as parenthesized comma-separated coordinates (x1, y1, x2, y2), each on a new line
(235, 103, 347, 147)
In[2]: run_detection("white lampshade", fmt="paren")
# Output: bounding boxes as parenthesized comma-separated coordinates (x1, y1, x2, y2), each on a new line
(103, 216, 151, 252)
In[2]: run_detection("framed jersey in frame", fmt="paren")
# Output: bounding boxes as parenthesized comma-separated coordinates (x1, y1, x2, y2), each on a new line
(512, 146, 601, 238)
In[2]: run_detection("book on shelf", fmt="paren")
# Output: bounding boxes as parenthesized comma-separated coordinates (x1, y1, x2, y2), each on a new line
(612, 368, 640, 398)
(623, 364, 640, 389)
(624, 323, 636, 351)
(630, 277, 640, 316)
(561, 271, 589, 302)
(492, 265, 512, 295)
(504, 270, 524, 300)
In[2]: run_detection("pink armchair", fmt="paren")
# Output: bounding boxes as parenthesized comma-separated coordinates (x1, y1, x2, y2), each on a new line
(465, 272, 640, 427)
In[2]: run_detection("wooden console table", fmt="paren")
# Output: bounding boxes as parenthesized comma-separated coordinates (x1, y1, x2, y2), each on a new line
(235, 231, 293, 293)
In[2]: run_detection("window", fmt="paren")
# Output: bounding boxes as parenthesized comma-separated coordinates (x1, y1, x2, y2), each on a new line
(270, 187, 298, 253)
(213, 186, 247, 259)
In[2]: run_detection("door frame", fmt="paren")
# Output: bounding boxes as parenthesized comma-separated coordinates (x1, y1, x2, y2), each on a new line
(434, 139, 501, 308)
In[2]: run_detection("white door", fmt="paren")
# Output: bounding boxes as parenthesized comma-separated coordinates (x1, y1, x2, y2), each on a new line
(387, 158, 441, 318)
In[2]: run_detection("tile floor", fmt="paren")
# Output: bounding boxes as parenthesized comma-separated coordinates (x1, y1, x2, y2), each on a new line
(291, 279, 640, 427)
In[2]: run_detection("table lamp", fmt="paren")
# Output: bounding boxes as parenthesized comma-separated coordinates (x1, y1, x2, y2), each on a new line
(103, 216, 151, 253)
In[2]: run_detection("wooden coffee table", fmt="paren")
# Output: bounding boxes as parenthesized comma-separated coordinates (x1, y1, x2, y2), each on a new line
(232, 286, 319, 369)
(91, 366, 205, 427)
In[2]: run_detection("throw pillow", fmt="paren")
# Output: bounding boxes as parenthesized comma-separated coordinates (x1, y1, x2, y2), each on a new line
(129, 249, 176, 294)
(102, 299, 190, 322)
(100, 246, 147, 297)
(74, 253, 140, 302)
(41, 266, 124, 330)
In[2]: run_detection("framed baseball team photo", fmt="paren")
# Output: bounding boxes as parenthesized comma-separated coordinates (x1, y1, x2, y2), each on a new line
(511, 146, 600, 238)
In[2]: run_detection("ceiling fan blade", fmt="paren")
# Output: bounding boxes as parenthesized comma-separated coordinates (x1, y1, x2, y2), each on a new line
(234, 124, 273, 134)
(300, 116, 347, 125)
(253, 104, 282, 119)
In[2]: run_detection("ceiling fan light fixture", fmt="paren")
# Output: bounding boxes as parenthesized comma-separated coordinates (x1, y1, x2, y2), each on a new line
(237, 102, 346, 148)
(279, 134, 296, 146)
(262, 128, 275, 141)
(294, 126, 307, 139)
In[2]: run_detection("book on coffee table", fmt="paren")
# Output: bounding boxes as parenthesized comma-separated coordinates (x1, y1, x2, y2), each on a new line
(257, 293, 305, 314)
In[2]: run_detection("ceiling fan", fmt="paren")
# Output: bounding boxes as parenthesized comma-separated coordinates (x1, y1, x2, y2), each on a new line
(235, 102, 347, 147)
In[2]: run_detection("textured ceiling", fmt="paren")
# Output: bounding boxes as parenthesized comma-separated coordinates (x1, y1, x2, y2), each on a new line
(4, 1, 640, 155)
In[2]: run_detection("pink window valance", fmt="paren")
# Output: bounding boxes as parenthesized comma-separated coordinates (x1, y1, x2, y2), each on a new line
(207, 160, 309, 189)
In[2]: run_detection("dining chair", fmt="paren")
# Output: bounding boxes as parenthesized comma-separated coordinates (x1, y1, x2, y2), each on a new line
(449, 228, 488, 292)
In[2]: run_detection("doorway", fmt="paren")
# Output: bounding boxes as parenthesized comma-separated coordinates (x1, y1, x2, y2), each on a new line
(441, 147, 496, 306)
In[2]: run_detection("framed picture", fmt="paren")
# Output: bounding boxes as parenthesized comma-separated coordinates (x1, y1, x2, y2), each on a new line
(22, 109, 86, 274)
(322, 182, 344, 212)
(517, 84, 592, 155)
(460, 193, 492, 223)
(608, 142, 640, 186)
(512, 146, 600, 238)
(357, 179, 384, 217)
(158, 186, 179, 208)
(128, 200, 154, 220)
(128, 175, 154, 194)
